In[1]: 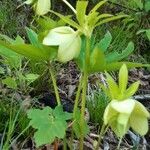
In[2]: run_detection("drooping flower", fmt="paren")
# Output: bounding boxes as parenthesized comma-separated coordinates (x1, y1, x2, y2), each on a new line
(104, 99, 150, 137)
(43, 26, 81, 62)
(25, 0, 51, 16)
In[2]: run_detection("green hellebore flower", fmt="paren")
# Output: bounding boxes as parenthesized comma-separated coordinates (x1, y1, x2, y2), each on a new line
(34, 0, 51, 15)
(104, 99, 150, 137)
(43, 26, 81, 62)
(25, 0, 51, 15)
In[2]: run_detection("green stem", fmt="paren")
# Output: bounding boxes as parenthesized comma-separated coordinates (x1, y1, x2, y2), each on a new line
(117, 138, 122, 150)
(70, 75, 83, 150)
(79, 37, 90, 150)
(49, 64, 61, 106)
(95, 124, 106, 150)
(79, 72, 88, 150)
(62, 0, 77, 14)
(73, 75, 83, 118)
(63, 136, 67, 150)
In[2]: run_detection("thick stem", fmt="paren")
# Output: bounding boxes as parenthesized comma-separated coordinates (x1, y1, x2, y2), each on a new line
(49, 64, 61, 106)
(79, 37, 90, 150)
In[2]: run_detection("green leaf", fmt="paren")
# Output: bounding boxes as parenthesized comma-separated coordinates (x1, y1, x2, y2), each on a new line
(49, 10, 80, 29)
(106, 42, 134, 62)
(99, 83, 111, 99)
(0, 40, 57, 61)
(0, 35, 23, 69)
(145, 1, 150, 12)
(27, 106, 71, 147)
(134, 0, 143, 10)
(2, 77, 17, 89)
(37, 17, 58, 31)
(25, 73, 39, 84)
(0, 67, 5, 74)
(14, 36, 25, 44)
(89, 46, 106, 73)
(124, 81, 140, 99)
(104, 62, 150, 71)
(96, 14, 113, 22)
(76, 35, 86, 71)
(119, 64, 128, 94)
(26, 27, 42, 48)
(76, 1, 88, 26)
(146, 29, 150, 41)
(89, 0, 107, 14)
(95, 15, 128, 27)
(0, 34, 14, 43)
(0, 45, 22, 69)
(97, 31, 112, 52)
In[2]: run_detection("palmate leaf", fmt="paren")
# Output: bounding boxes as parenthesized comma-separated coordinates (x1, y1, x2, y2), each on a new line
(27, 106, 72, 147)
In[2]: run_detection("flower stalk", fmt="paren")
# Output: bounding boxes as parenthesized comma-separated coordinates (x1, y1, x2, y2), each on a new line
(79, 37, 90, 150)
(49, 63, 61, 106)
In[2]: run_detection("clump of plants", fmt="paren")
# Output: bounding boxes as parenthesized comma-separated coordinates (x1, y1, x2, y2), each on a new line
(0, 0, 150, 149)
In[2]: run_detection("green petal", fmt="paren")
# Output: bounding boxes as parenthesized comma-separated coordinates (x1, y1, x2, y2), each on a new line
(111, 99, 135, 114)
(116, 113, 130, 137)
(130, 114, 149, 136)
(110, 119, 128, 138)
(43, 26, 75, 46)
(35, 0, 51, 16)
(130, 101, 149, 135)
(119, 64, 128, 94)
(57, 34, 81, 62)
(103, 103, 118, 125)
(134, 101, 150, 118)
